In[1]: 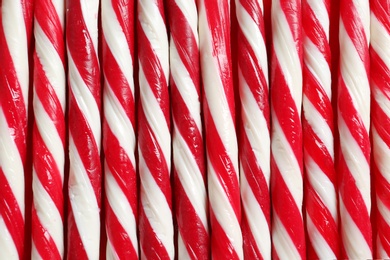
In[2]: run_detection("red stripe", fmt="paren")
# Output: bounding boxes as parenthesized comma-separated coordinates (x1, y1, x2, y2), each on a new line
(22, 0, 34, 44)
(105, 202, 137, 259)
(167, 0, 201, 97)
(204, 102, 240, 220)
(242, 212, 264, 260)
(174, 170, 209, 259)
(102, 36, 135, 126)
(339, 153, 372, 257)
(340, 0, 369, 75)
(68, 92, 102, 205)
(371, 49, 390, 100)
(67, 208, 89, 259)
(139, 206, 170, 259)
(66, 0, 100, 107)
(203, 0, 235, 123)
(0, 168, 24, 259)
(138, 106, 172, 208)
(271, 156, 306, 260)
(31, 207, 61, 260)
(32, 124, 64, 218)
(35, 0, 65, 67)
(239, 0, 265, 37)
(103, 124, 137, 217)
(371, 0, 390, 36)
(375, 166, 390, 213)
(209, 209, 240, 260)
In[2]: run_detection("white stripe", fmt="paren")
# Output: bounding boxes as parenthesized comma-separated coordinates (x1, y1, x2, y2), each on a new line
(0, 108, 25, 217)
(170, 40, 202, 131)
(31, 241, 40, 260)
(306, 0, 329, 40)
(138, 0, 169, 79)
(101, 0, 134, 91)
(339, 198, 372, 259)
(376, 236, 389, 259)
(178, 232, 191, 260)
(305, 154, 337, 220)
(339, 21, 371, 130)
(239, 69, 270, 187)
(306, 214, 336, 258)
(105, 167, 138, 255)
(372, 127, 390, 185)
(236, 0, 268, 85)
(2, 0, 29, 107)
(33, 90, 65, 183)
(352, 0, 370, 43)
(272, 0, 302, 115)
(198, 9, 239, 174)
(241, 165, 271, 260)
(302, 97, 333, 158)
(106, 238, 118, 260)
(103, 83, 135, 163)
(338, 117, 371, 212)
(371, 15, 390, 71)
(139, 65, 171, 168)
(52, 0, 65, 29)
(68, 136, 100, 260)
(271, 114, 303, 210)
(68, 54, 101, 151)
(272, 213, 301, 260)
(174, 0, 198, 44)
(0, 217, 18, 259)
(34, 22, 66, 113)
(372, 83, 390, 121)
(32, 168, 64, 256)
(377, 196, 390, 228)
(208, 160, 243, 259)
(80, 0, 99, 52)
(173, 124, 208, 229)
(139, 151, 174, 259)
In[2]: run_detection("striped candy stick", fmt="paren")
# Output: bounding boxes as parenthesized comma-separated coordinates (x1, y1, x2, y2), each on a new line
(302, 0, 338, 258)
(0, 0, 33, 258)
(371, 0, 390, 258)
(270, 0, 305, 259)
(31, 0, 66, 259)
(66, 0, 102, 258)
(137, 0, 173, 258)
(102, 0, 138, 258)
(337, 0, 372, 258)
(167, 0, 209, 258)
(198, 0, 243, 258)
(235, 0, 271, 259)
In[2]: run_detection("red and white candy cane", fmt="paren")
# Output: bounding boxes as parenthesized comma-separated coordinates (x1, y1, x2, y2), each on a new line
(167, 0, 209, 258)
(137, 0, 173, 258)
(31, 0, 65, 259)
(66, 0, 102, 258)
(270, 0, 305, 259)
(198, 0, 242, 258)
(338, 0, 371, 258)
(0, 0, 33, 258)
(371, 0, 390, 258)
(235, 0, 271, 259)
(302, 0, 338, 258)
(102, 0, 138, 258)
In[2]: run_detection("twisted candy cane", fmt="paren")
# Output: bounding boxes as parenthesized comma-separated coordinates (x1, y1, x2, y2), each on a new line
(198, 0, 242, 258)
(137, 0, 173, 258)
(371, 0, 390, 258)
(31, 0, 65, 259)
(66, 0, 102, 258)
(167, 0, 209, 258)
(270, 0, 305, 259)
(302, 0, 338, 258)
(0, 0, 33, 258)
(102, 0, 138, 259)
(235, 0, 271, 259)
(337, 0, 372, 258)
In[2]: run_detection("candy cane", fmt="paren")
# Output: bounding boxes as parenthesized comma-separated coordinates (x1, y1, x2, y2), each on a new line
(235, 0, 270, 259)
(270, 0, 305, 259)
(0, 0, 33, 258)
(137, 0, 173, 258)
(102, 0, 138, 258)
(66, 0, 102, 258)
(337, 0, 371, 258)
(302, 0, 338, 258)
(167, 0, 209, 258)
(371, 0, 390, 258)
(198, 0, 242, 258)
(31, 0, 65, 259)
